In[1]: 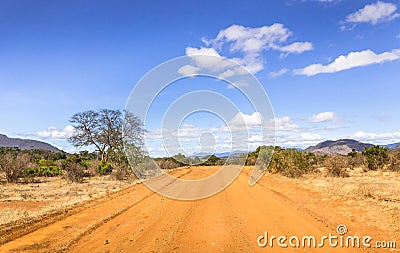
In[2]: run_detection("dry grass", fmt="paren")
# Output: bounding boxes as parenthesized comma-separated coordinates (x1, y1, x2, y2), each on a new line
(291, 167, 400, 239)
(0, 175, 138, 225)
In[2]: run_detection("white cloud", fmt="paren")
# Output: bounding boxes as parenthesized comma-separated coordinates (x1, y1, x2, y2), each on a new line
(180, 46, 240, 77)
(145, 116, 270, 156)
(396, 34, 400, 39)
(274, 116, 301, 131)
(294, 49, 400, 76)
(147, 113, 266, 144)
(322, 125, 345, 130)
(248, 135, 263, 143)
(177, 124, 208, 139)
(345, 1, 400, 25)
(147, 124, 225, 157)
(219, 69, 235, 79)
(230, 112, 263, 127)
(309, 112, 337, 123)
(300, 133, 322, 141)
(352, 130, 400, 144)
(269, 68, 288, 78)
(279, 42, 313, 55)
(147, 125, 208, 141)
(184, 47, 234, 71)
(36, 125, 75, 140)
(213, 24, 290, 53)
(177, 65, 199, 76)
(232, 55, 264, 74)
(144, 113, 343, 154)
(145, 128, 163, 139)
(145, 113, 341, 155)
(275, 133, 323, 148)
(187, 24, 313, 76)
(185, 46, 221, 57)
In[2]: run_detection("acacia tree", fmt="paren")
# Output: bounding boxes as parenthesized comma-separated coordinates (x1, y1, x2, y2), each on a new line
(69, 109, 144, 163)
(362, 145, 389, 171)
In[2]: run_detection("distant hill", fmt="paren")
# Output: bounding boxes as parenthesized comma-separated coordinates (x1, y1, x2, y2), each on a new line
(305, 139, 373, 155)
(383, 142, 400, 149)
(192, 150, 246, 158)
(193, 139, 400, 158)
(0, 134, 62, 153)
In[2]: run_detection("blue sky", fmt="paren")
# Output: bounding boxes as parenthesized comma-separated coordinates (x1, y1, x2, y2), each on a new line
(1, 0, 399, 156)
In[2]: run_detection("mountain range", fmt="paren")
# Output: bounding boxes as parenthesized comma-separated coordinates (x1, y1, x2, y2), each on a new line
(0, 134, 61, 153)
(382, 142, 400, 150)
(304, 139, 400, 155)
(196, 139, 400, 157)
(192, 150, 245, 158)
(1, 133, 400, 156)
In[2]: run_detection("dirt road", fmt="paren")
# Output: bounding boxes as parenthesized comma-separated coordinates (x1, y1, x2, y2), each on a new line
(0, 166, 394, 252)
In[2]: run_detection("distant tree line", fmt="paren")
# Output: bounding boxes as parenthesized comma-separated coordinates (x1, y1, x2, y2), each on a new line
(155, 153, 224, 170)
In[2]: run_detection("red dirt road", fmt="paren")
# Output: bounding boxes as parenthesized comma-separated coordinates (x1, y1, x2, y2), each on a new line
(0, 166, 394, 252)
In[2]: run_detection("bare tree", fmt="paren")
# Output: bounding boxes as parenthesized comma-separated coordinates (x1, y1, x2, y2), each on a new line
(69, 109, 145, 164)
(69, 110, 106, 160)
(0, 153, 31, 183)
(64, 162, 85, 183)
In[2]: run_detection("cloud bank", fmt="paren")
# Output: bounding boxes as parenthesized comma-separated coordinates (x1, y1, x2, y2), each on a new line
(294, 49, 400, 76)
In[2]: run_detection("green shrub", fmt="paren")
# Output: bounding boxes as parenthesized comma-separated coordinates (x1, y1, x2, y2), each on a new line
(246, 146, 271, 166)
(23, 166, 63, 177)
(38, 159, 57, 167)
(52, 152, 67, 160)
(97, 160, 113, 175)
(267, 148, 318, 178)
(362, 145, 389, 171)
(61, 154, 90, 170)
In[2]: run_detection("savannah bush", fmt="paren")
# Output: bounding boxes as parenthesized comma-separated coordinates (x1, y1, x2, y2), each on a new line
(325, 156, 349, 178)
(362, 145, 389, 171)
(23, 166, 63, 177)
(0, 153, 31, 183)
(64, 162, 85, 183)
(97, 160, 113, 175)
(268, 148, 319, 178)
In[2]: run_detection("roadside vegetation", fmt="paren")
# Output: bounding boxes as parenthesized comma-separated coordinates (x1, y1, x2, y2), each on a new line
(1, 142, 398, 185)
